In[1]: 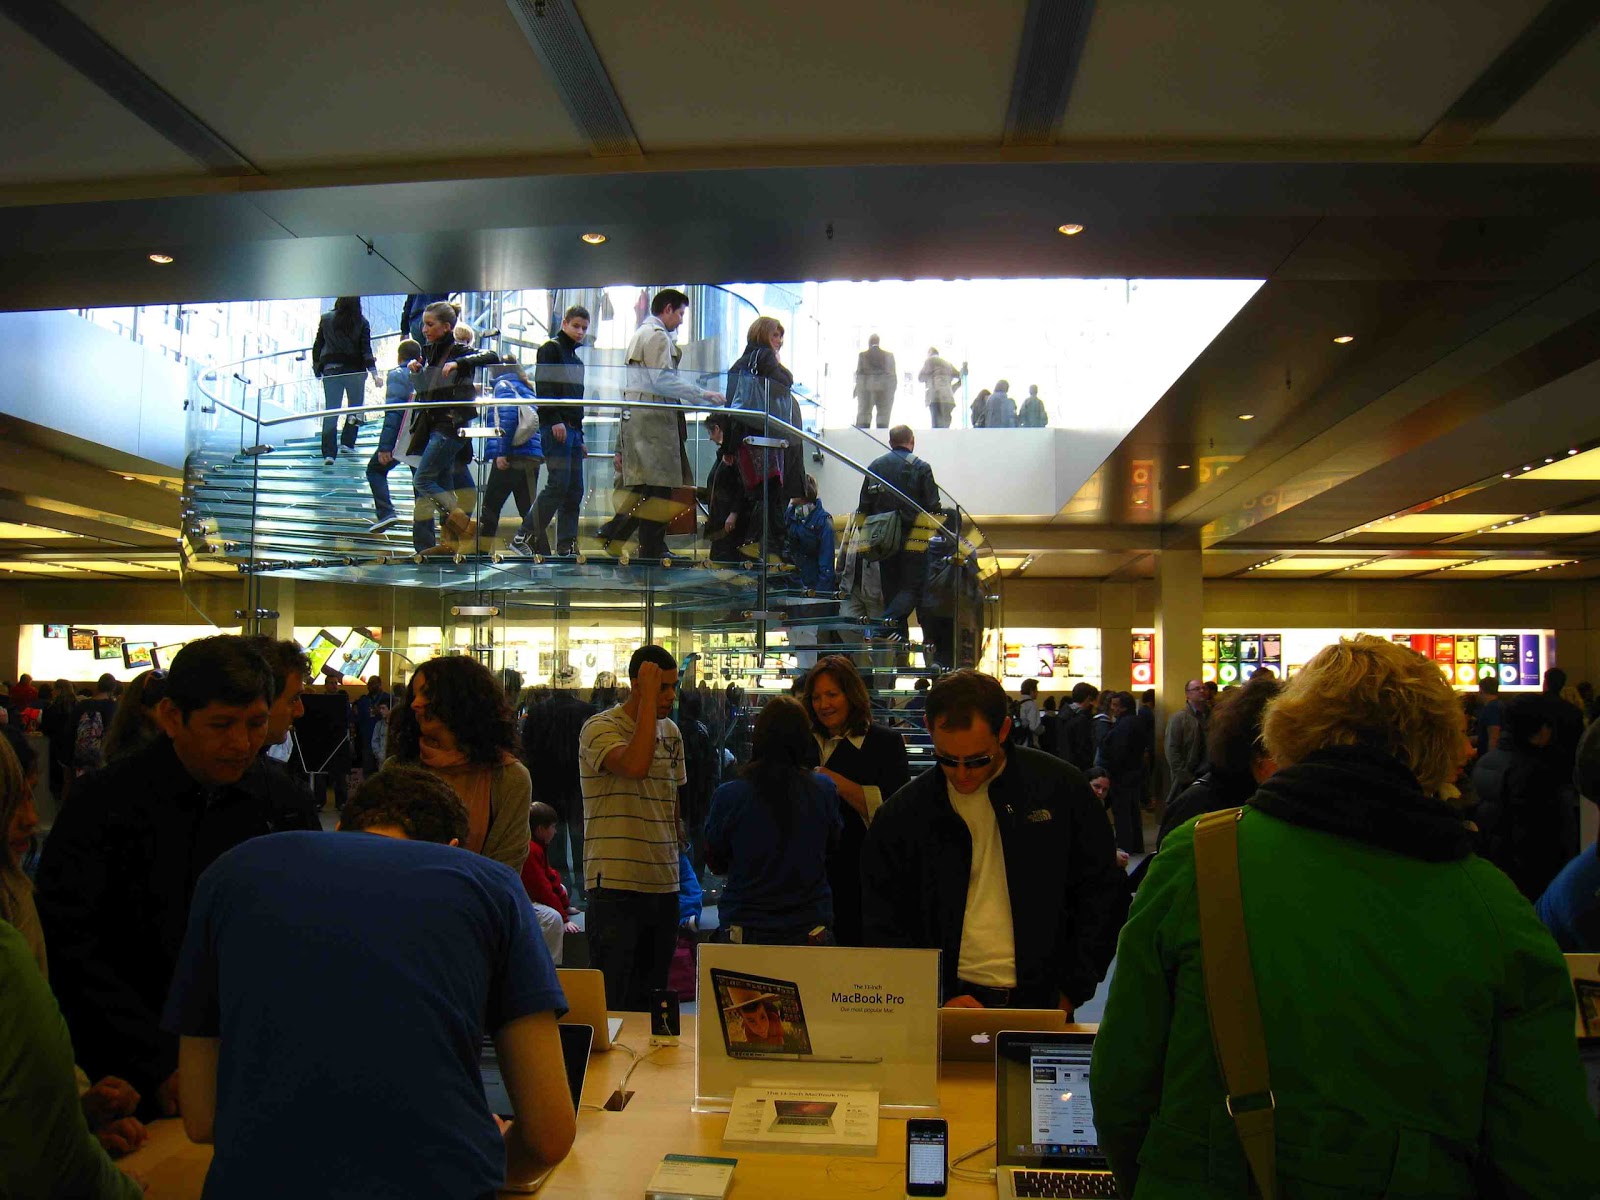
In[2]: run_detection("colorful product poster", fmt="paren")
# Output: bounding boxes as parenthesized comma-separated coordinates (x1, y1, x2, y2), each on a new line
(1432, 636, 1454, 664)
(1520, 635, 1541, 688)
(1261, 635, 1281, 662)
(1219, 634, 1240, 662)
(1201, 634, 1218, 663)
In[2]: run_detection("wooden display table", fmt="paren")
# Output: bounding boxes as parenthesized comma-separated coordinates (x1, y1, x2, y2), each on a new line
(120, 1014, 1007, 1198)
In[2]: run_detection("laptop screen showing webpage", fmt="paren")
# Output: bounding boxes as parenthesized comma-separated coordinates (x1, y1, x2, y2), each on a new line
(1581, 1039, 1600, 1119)
(996, 1032, 1105, 1170)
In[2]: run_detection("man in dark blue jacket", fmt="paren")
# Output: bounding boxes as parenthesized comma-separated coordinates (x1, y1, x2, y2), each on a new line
(512, 306, 589, 556)
(860, 670, 1127, 1013)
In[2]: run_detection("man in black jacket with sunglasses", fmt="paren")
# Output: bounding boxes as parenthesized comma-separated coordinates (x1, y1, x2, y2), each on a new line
(860, 669, 1128, 1015)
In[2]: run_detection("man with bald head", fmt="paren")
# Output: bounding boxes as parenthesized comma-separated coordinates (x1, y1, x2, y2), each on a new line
(1163, 680, 1210, 807)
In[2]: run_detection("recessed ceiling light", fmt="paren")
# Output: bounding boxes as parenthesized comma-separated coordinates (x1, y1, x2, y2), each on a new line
(121, 475, 133, 481)
(1333, 335, 1354, 344)
(1238, 413, 1255, 421)
(1176, 463, 1191, 470)
(1056, 223, 1084, 236)
(579, 232, 607, 245)
(148, 253, 174, 264)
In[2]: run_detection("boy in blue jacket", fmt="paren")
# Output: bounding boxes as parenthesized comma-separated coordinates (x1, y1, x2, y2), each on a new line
(365, 339, 431, 549)
(480, 360, 543, 543)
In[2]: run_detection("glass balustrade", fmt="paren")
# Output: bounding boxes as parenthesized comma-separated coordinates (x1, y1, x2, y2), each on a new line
(181, 284, 1001, 762)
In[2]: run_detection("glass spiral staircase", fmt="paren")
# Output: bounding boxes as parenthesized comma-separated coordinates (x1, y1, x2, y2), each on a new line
(178, 284, 1001, 768)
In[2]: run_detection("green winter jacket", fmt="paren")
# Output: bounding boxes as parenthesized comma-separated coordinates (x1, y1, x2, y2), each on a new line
(1092, 747, 1600, 1198)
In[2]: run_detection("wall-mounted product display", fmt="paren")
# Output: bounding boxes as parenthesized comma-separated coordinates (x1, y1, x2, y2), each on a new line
(695, 944, 939, 1112)
(1226, 628, 1553, 691)
(19, 623, 240, 683)
(986, 628, 1102, 690)
(1131, 631, 1155, 688)
(1126, 628, 1553, 692)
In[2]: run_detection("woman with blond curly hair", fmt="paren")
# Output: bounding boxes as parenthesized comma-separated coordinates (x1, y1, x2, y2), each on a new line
(1092, 634, 1599, 1198)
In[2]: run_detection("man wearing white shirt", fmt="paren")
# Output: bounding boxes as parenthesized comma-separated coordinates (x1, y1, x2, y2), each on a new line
(859, 670, 1128, 1013)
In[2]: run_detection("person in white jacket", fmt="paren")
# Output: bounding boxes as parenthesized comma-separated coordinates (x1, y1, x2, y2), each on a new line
(606, 289, 722, 558)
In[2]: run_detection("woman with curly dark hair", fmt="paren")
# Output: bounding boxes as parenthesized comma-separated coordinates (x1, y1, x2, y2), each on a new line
(386, 656, 531, 873)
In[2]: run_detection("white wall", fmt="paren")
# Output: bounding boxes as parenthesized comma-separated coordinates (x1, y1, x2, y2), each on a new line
(812, 426, 1114, 520)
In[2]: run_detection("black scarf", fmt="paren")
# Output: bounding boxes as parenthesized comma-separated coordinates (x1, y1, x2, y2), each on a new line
(1248, 745, 1473, 862)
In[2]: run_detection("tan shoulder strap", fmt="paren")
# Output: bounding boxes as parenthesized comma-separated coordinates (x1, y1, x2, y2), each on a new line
(1193, 807, 1277, 1200)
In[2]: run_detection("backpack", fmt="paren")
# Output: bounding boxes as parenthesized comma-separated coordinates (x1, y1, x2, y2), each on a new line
(511, 405, 540, 447)
(74, 708, 106, 770)
(1006, 699, 1035, 749)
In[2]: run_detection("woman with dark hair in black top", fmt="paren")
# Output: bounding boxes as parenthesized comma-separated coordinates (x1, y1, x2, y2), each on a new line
(802, 655, 910, 946)
(312, 295, 378, 465)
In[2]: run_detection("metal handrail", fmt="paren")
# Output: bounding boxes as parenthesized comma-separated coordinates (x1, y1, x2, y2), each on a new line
(199, 391, 962, 542)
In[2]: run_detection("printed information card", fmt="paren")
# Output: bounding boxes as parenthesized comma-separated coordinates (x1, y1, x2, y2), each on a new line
(722, 1087, 880, 1155)
(695, 944, 940, 1112)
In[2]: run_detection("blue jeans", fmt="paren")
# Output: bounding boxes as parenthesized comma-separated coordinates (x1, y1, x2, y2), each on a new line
(520, 431, 585, 550)
(415, 429, 465, 518)
(365, 455, 435, 552)
(320, 371, 365, 459)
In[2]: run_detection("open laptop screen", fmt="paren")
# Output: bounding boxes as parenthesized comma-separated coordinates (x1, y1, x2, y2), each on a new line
(996, 1032, 1106, 1169)
(1581, 1038, 1600, 1119)
(480, 1022, 592, 1118)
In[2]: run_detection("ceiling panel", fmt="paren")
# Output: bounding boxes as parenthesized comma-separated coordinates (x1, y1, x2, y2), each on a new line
(1430, 479, 1598, 511)
(577, 0, 1027, 148)
(60, 0, 590, 169)
(1059, 0, 1544, 140)
(1346, 558, 1472, 573)
(1488, 27, 1600, 139)
(0, 16, 201, 185)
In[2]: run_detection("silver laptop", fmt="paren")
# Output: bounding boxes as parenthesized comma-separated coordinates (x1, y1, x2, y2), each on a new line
(556, 968, 623, 1050)
(939, 1007, 1069, 1062)
(995, 1031, 1117, 1199)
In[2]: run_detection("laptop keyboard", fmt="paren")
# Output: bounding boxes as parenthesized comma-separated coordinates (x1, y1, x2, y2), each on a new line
(1012, 1169, 1119, 1197)
(774, 1116, 832, 1127)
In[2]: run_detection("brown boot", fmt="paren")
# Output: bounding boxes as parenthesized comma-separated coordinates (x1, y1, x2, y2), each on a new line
(445, 509, 476, 541)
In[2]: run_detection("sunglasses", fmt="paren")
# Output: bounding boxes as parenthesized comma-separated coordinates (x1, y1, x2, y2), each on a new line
(933, 752, 995, 770)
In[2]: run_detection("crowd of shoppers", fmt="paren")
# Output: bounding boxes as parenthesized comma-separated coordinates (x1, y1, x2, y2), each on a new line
(12, 611, 1600, 1200)
(5, 625, 1600, 1196)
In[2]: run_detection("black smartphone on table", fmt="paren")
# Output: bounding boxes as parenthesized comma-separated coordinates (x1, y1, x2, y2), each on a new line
(906, 1116, 948, 1197)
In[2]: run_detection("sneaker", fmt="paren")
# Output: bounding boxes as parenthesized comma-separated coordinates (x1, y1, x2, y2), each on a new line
(323, 456, 335, 467)
(555, 541, 576, 557)
(509, 532, 533, 554)
(367, 515, 401, 534)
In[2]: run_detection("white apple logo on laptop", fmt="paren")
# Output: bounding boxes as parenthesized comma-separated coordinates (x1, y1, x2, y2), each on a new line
(970, 1032, 991, 1045)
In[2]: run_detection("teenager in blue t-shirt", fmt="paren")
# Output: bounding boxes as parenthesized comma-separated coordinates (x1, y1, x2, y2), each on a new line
(162, 767, 575, 1198)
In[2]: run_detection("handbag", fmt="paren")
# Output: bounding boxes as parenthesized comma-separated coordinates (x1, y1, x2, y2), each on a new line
(858, 510, 903, 562)
(511, 405, 540, 447)
(1194, 808, 1277, 1200)
(666, 486, 698, 536)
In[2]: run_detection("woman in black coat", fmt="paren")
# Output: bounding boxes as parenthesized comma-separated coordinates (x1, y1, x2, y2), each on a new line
(724, 316, 804, 558)
(802, 655, 910, 946)
(701, 412, 747, 563)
